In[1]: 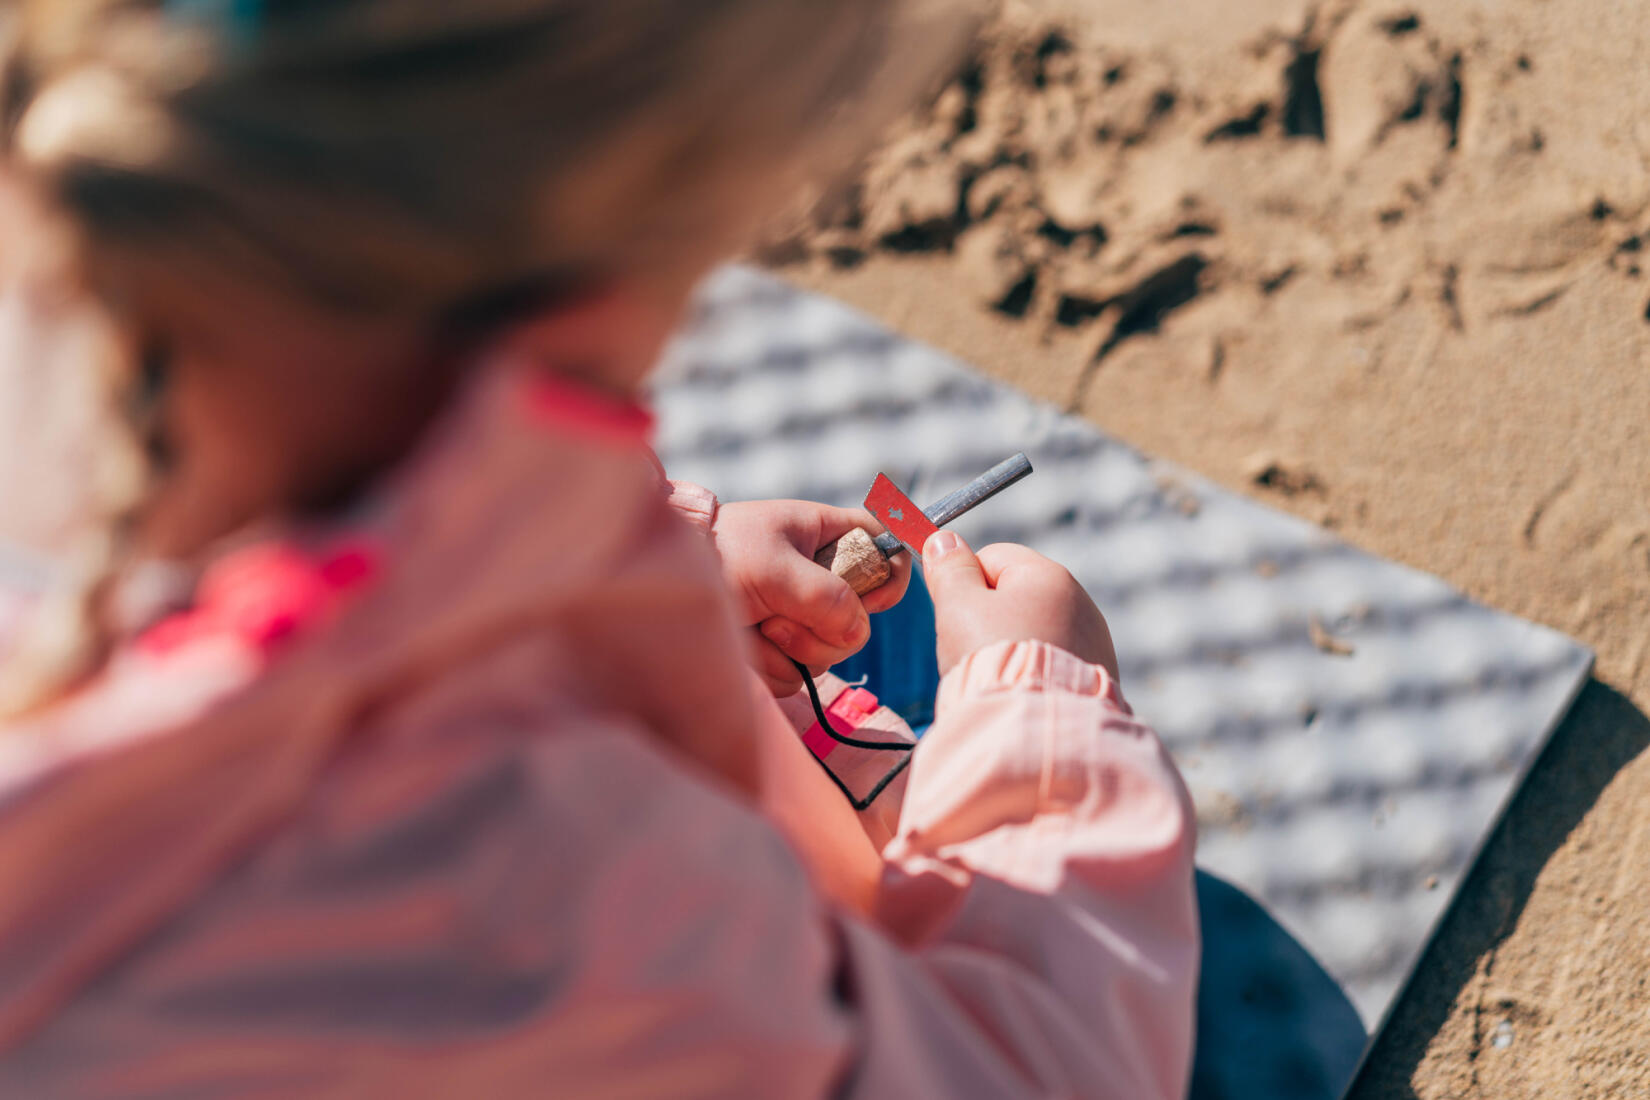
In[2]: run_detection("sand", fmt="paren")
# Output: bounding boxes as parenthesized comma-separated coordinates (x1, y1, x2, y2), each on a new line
(768, 1, 1650, 1094)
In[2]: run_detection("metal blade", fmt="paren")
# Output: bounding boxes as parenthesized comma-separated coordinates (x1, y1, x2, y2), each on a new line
(865, 473, 939, 558)
(864, 453, 1035, 560)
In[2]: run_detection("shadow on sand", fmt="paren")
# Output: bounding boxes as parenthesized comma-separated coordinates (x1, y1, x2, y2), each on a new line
(1347, 679, 1650, 1099)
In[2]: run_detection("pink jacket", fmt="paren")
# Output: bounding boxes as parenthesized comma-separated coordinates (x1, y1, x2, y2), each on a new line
(0, 362, 1199, 1098)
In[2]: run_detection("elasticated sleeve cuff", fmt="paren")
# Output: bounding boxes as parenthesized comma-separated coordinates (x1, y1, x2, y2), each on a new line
(937, 639, 1131, 714)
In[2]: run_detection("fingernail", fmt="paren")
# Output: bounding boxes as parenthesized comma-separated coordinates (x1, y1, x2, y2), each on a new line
(925, 531, 960, 561)
(761, 620, 794, 648)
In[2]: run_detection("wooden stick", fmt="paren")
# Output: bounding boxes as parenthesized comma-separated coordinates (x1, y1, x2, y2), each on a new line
(815, 527, 892, 596)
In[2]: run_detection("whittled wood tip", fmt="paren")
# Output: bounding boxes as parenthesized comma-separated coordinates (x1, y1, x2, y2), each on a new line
(816, 527, 893, 596)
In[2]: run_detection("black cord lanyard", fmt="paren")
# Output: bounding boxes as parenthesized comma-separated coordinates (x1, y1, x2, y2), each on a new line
(790, 658, 913, 812)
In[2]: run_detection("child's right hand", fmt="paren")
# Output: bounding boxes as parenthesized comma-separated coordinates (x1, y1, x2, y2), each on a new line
(923, 532, 1120, 681)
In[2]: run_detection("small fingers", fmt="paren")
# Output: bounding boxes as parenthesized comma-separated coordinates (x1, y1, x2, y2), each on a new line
(973, 542, 1058, 588)
(756, 553, 870, 649)
(753, 632, 808, 696)
(760, 615, 863, 671)
(858, 549, 912, 614)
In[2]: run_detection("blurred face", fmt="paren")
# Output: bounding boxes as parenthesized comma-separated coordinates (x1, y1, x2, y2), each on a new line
(123, 227, 739, 557)
(127, 264, 442, 555)
(68, 124, 801, 559)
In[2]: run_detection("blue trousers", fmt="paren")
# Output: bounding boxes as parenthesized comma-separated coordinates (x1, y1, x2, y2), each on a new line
(832, 572, 940, 736)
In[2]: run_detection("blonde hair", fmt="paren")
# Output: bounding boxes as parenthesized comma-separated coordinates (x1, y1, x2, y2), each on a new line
(0, 0, 978, 714)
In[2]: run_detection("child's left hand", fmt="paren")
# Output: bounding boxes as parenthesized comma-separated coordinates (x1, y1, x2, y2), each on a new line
(711, 500, 911, 695)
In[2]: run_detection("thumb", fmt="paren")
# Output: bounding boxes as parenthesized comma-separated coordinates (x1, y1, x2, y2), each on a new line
(921, 531, 987, 597)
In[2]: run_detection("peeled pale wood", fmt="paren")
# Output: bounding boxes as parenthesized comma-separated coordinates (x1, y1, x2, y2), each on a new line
(815, 527, 892, 596)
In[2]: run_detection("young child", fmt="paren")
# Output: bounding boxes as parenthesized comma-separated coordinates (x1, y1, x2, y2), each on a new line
(0, 2, 1199, 1096)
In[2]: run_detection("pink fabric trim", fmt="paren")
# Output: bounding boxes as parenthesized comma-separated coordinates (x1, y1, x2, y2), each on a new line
(518, 371, 655, 447)
(136, 540, 381, 660)
(800, 685, 881, 760)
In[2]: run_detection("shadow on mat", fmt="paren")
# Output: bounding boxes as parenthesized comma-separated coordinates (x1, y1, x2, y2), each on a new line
(1191, 871, 1367, 1100)
(1346, 678, 1650, 1099)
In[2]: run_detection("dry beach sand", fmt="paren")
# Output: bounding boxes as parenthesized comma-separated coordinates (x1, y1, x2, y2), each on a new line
(769, 0, 1650, 1094)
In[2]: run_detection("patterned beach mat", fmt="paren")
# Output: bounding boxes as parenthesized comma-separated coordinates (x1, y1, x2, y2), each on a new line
(652, 266, 1594, 1100)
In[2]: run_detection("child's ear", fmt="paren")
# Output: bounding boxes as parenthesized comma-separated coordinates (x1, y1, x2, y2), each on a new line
(489, 276, 700, 394)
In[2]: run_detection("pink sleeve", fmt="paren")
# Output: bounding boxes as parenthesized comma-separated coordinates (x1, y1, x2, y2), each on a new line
(513, 639, 1197, 1099)
(14, 645, 1196, 1098)
(862, 638, 1201, 1098)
